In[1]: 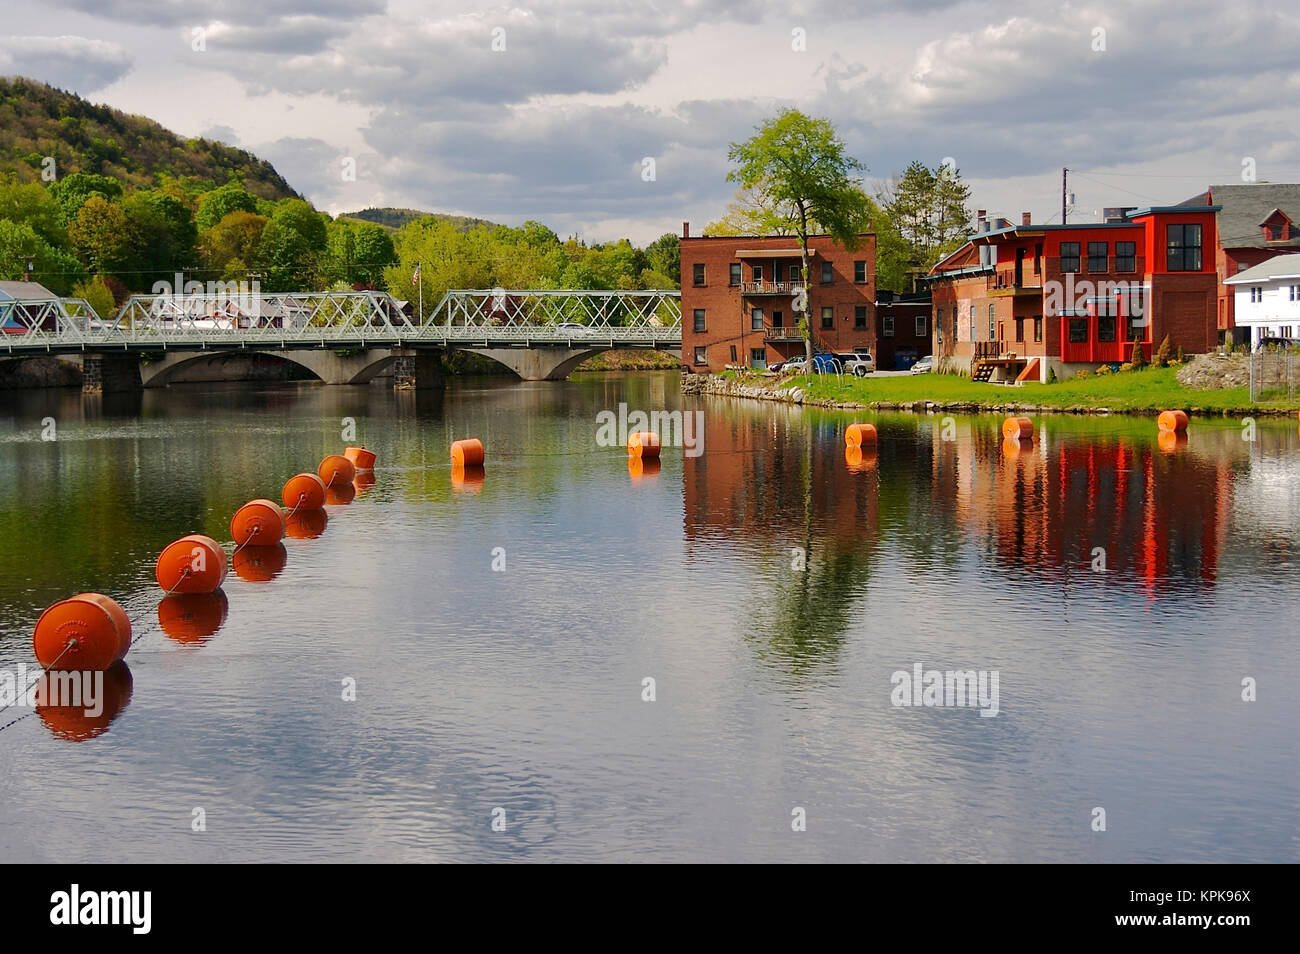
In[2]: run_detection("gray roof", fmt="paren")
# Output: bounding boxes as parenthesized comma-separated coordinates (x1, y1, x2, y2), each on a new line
(0, 280, 58, 301)
(1179, 183, 1300, 249)
(1222, 252, 1300, 284)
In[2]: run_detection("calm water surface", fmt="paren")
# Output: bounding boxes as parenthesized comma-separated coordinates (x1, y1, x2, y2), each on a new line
(1, 372, 1297, 862)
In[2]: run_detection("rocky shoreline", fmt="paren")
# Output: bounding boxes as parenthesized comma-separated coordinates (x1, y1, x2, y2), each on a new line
(679, 372, 1289, 417)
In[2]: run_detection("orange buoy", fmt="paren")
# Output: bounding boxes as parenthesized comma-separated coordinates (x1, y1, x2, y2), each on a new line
(35, 659, 132, 742)
(450, 438, 485, 467)
(354, 471, 376, 495)
(1002, 416, 1033, 441)
(1158, 430, 1188, 454)
(845, 444, 877, 471)
(845, 423, 877, 447)
(1157, 409, 1189, 433)
(282, 472, 327, 511)
(1002, 438, 1025, 459)
(157, 591, 229, 645)
(232, 543, 287, 582)
(451, 462, 485, 492)
(33, 593, 131, 671)
(627, 431, 661, 458)
(628, 456, 661, 480)
(230, 498, 285, 547)
(325, 482, 356, 506)
(319, 454, 356, 487)
(345, 446, 376, 472)
(285, 509, 328, 539)
(155, 534, 227, 594)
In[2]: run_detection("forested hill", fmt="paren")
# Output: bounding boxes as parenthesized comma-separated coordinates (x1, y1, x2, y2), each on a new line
(0, 77, 299, 199)
(339, 208, 499, 232)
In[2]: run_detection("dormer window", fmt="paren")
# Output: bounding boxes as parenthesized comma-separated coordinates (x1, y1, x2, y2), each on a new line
(1260, 208, 1294, 242)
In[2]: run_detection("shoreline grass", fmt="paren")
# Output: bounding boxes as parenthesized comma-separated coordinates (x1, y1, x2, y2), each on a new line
(768, 366, 1297, 415)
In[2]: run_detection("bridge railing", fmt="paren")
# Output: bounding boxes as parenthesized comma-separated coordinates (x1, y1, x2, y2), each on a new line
(3, 289, 681, 351)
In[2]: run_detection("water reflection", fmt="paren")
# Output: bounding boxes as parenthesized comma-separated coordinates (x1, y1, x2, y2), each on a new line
(35, 660, 133, 741)
(158, 591, 230, 644)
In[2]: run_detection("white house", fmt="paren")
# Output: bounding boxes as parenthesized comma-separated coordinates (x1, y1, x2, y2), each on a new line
(1223, 254, 1300, 349)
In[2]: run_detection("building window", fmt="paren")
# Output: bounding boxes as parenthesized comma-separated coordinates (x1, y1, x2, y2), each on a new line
(774, 263, 784, 283)
(729, 263, 741, 285)
(1088, 242, 1108, 272)
(883, 315, 894, 337)
(693, 309, 706, 332)
(937, 310, 943, 344)
(820, 261, 833, 284)
(773, 310, 783, 328)
(970, 304, 976, 342)
(693, 346, 706, 364)
(1034, 243, 1042, 275)
(1033, 316, 1043, 342)
(729, 345, 737, 363)
(988, 303, 995, 340)
(1069, 317, 1088, 343)
(752, 265, 763, 283)
(1116, 242, 1136, 272)
(1166, 223, 1202, 271)
(692, 263, 705, 286)
(1015, 317, 1025, 342)
(915, 315, 927, 337)
(1250, 287, 1263, 303)
(750, 348, 767, 368)
(1098, 314, 1117, 342)
(751, 308, 764, 331)
(1060, 242, 1080, 273)
(1290, 285, 1300, 301)
(821, 306, 834, 330)
(854, 306, 867, 329)
(854, 261, 867, 283)
(952, 307, 958, 341)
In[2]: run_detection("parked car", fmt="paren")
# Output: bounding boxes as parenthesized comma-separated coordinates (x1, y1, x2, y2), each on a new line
(555, 321, 592, 336)
(837, 352, 875, 376)
(767, 359, 787, 372)
(911, 354, 934, 374)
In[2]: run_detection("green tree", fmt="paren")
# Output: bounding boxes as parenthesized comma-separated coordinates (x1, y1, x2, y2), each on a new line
(71, 275, 118, 318)
(727, 109, 871, 360)
(123, 190, 197, 289)
(325, 220, 395, 288)
(48, 172, 122, 223)
(0, 179, 68, 249)
(644, 232, 680, 284)
(201, 210, 267, 278)
(67, 194, 131, 275)
(0, 219, 86, 293)
(880, 160, 972, 278)
(195, 181, 257, 232)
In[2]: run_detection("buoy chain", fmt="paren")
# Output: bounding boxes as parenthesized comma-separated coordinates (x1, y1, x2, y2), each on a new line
(230, 523, 260, 558)
(0, 712, 34, 734)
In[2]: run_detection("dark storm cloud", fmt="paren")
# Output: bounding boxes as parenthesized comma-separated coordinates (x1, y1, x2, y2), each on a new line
(0, 35, 133, 92)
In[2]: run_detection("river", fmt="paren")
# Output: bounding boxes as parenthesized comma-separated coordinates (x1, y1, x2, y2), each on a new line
(1, 371, 1297, 862)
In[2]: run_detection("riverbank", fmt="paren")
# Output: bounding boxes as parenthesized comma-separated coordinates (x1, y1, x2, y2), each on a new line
(682, 366, 1300, 416)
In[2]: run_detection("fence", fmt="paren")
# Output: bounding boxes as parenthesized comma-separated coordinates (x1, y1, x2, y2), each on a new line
(1248, 351, 1300, 403)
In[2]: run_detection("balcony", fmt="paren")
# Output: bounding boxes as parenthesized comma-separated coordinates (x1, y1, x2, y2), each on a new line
(741, 281, 808, 296)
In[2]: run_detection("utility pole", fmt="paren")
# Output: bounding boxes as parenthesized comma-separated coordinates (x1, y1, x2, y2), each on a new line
(1061, 167, 1069, 224)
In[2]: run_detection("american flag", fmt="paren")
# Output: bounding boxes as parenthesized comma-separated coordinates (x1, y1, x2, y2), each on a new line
(412, 264, 421, 283)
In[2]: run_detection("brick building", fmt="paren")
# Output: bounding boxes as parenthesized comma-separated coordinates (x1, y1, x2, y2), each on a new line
(1177, 183, 1300, 345)
(924, 206, 1220, 382)
(875, 292, 933, 370)
(679, 224, 877, 373)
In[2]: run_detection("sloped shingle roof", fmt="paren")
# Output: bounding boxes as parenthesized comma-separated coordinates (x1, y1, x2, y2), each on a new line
(1179, 183, 1300, 249)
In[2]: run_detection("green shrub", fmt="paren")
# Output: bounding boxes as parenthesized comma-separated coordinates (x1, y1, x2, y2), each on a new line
(1131, 342, 1148, 369)
(1075, 369, 1090, 380)
(1046, 366, 1057, 384)
(1174, 345, 1185, 364)
(1154, 334, 1174, 368)
(1119, 362, 1134, 373)
(1096, 364, 1112, 376)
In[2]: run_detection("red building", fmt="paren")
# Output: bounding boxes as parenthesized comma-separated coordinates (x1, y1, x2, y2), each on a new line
(875, 292, 933, 370)
(1178, 183, 1300, 345)
(679, 224, 877, 373)
(924, 206, 1220, 382)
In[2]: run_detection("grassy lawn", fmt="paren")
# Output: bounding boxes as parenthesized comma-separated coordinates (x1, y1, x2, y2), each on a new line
(782, 366, 1296, 413)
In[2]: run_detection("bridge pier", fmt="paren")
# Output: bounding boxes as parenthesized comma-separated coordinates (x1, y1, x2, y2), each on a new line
(82, 354, 142, 394)
(392, 350, 444, 390)
(466, 347, 601, 381)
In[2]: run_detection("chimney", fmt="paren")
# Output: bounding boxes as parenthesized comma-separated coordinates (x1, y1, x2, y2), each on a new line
(1021, 212, 1032, 226)
(976, 209, 986, 228)
(682, 221, 690, 239)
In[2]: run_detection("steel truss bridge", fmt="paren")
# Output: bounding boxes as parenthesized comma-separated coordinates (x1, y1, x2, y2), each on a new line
(0, 289, 682, 354)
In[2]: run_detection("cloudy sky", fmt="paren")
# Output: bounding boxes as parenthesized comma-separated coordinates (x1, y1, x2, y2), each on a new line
(6, 0, 1299, 244)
